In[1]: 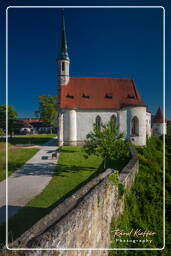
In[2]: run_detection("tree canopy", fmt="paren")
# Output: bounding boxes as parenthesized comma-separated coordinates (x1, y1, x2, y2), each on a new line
(83, 119, 130, 167)
(0, 105, 17, 135)
(35, 95, 58, 132)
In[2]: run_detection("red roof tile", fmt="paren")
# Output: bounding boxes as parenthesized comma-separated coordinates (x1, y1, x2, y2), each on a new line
(153, 107, 165, 123)
(60, 77, 145, 109)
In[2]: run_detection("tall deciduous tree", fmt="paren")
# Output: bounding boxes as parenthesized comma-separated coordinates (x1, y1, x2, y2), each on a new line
(83, 119, 130, 168)
(35, 95, 58, 133)
(0, 105, 18, 137)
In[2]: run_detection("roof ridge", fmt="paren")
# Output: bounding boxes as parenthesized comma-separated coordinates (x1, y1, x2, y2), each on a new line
(70, 77, 133, 80)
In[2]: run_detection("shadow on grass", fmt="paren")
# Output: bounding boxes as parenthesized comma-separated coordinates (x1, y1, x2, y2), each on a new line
(7, 136, 56, 146)
(59, 149, 76, 153)
(56, 164, 96, 177)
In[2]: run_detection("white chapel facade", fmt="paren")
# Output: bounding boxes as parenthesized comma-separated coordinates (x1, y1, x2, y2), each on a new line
(57, 13, 152, 147)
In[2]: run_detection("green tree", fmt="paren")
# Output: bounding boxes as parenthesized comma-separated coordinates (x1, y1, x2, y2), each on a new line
(35, 95, 58, 133)
(83, 119, 130, 168)
(0, 105, 17, 137)
(0, 128, 4, 137)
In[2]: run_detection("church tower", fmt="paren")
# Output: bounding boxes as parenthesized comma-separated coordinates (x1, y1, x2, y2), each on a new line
(58, 11, 70, 86)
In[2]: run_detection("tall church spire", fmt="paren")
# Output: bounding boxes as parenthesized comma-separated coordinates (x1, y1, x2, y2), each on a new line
(58, 9, 70, 86)
(60, 10, 70, 61)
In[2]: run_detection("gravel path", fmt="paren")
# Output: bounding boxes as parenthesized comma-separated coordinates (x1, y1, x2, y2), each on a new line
(0, 137, 58, 224)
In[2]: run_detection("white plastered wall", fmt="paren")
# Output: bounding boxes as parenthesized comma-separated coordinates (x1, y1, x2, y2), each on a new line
(152, 123, 167, 136)
(126, 106, 147, 146)
(146, 112, 152, 138)
(58, 60, 70, 85)
(61, 107, 147, 146)
(62, 109, 118, 144)
(76, 110, 118, 142)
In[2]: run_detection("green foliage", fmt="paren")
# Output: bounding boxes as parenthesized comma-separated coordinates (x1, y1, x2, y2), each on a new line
(0, 104, 17, 136)
(83, 119, 130, 166)
(166, 125, 171, 151)
(35, 95, 58, 132)
(109, 171, 125, 197)
(109, 136, 170, 255)
(109, 171, 119, 185)
(118, 183, 125, 197)
(0, 128, 4, 137)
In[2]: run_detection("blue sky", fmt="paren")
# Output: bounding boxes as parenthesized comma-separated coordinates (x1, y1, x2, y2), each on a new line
(0, 0, 170, 119)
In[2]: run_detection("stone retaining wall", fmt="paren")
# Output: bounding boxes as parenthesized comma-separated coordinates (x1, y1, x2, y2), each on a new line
(12, 144, 139, 256)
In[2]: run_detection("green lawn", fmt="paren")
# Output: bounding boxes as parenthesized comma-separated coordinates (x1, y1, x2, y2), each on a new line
(109, 136, 168, 255)
(0, 143, 39, 181)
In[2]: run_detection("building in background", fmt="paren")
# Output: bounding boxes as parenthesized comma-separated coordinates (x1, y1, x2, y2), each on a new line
(57, 13, 164, 147)
(16, 118, 51, 134)
(152, 107, 167, 136)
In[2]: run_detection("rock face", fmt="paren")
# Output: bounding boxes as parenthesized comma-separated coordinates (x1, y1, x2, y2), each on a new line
(11, 145, 139, 256)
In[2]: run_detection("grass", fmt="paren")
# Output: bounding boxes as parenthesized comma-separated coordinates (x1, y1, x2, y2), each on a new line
(109, 136, 171, 255)
(0, 145, 129, 245)
(0, 143, 39, 181)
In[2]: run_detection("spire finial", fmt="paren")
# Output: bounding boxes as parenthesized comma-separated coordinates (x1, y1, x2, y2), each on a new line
(60, 9, 70, 61)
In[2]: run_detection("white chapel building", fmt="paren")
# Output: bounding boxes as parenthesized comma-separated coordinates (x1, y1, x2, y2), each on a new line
(57, 14, 152, 147)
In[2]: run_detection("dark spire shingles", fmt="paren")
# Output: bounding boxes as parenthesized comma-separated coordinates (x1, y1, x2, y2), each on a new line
(59, 10, 70, 61)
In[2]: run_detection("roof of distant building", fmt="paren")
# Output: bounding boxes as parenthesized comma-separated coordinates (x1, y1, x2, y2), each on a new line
(60, 77, 145, 109)
(153, 107, 165, 123)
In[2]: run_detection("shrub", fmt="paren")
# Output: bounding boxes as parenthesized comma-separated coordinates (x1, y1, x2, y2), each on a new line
(109, 171, 119, 185)
(83, 119, 130, 168)
(118, 183, 125, 197)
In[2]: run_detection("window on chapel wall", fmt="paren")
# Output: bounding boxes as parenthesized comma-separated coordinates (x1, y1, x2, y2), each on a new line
(110, 115, 117, 124)
(96, 115, 102, 130)
(62, 62, 65, 72)
(131, 116, 139, 136)
(110, 115, 117, 132)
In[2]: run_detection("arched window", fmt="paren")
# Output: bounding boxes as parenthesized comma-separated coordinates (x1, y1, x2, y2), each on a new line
(96, 115, 101, 130)
(131, 116, 139, 136)
(110, 115, 117, 124)
(62, 62, 65, 72)
(110, 115, 117, 132)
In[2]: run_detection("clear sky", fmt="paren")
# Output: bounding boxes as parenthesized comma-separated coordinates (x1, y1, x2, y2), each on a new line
(0, 0, 170, 119)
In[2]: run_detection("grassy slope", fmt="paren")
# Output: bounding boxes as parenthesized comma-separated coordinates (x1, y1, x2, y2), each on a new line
(110, 135, 171, 255)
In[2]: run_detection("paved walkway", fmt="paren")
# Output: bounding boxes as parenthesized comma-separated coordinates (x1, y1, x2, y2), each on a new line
(0, 137, 58, 224)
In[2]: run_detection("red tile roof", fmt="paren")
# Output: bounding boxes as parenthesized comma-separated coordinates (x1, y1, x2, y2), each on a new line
(153, 107, 165, 123)
(60, 77, 145, 109)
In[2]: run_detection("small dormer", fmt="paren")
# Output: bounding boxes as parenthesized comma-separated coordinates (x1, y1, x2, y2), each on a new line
(105, 93, 112, 99)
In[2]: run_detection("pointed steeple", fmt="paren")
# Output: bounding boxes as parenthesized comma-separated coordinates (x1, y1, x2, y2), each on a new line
(153, 107, 164, 123)
(58, 10, 70, 85)
(60, 10, 70, 61)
